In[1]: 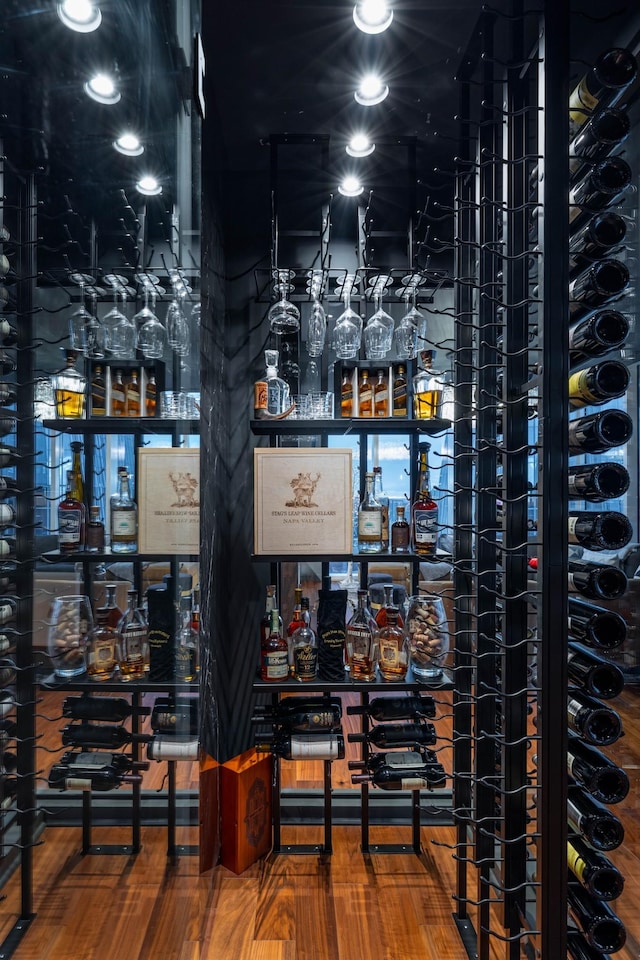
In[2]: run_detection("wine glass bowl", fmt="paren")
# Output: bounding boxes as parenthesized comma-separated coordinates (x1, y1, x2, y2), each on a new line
(135, 281, 166, 359)
(333, 279, 362, 359)
(166, 272, 191, 356)
(268, 270, 300, 334)
(103, 275, 136, 358)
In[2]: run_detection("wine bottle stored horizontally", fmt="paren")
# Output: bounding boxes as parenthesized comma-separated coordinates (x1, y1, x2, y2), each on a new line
(569, 311, 630, 365)
(568, 463, 630, 502)
(255, 731, 345, 761)
(568, 260, 630, 318)
(568, 597, 627, 649)
(346, 695, 436, 721)
(567, 928, 616, 960)
(568, 47, 638, 139)
(569, 156, 632, 229)
(252, 696, 343, 732)
(62, 695, 150, 722)
(60, 723, 152, 749)
(568, 213, 628, 278)
(567, 733, 630, 804)
(569, 108, 631, 180)
(568, 510, 633, 551)
(568, 409, 632, 457)
(349, 749, 446, 789)
(150, 698, 199, 735)
(568, 836, 625, 900)
(0, 477, 19, 501)
(568, 689, 623, 746)
(348, 722, 437, 748)
(568, 559, 627, 601)
(568, 783, 625, 851)
(567, 882, 626, 953)
(568, 643, 625, 700)
(147, 737, 199, 761)
(48, 763, 143, 792)
(0, 448, 21, 470)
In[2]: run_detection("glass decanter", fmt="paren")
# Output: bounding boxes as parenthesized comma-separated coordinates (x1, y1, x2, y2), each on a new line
(53, 349, 86, 418)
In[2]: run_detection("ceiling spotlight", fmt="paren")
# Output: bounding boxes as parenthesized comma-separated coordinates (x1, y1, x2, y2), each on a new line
(113, 133, 144, 157)
(338, 176, 364, 198)
(84, 72, 121, 105)
(57, 0, 102, 33)
(346, 133, 375, 158)
(353, 0, 393, 34)
(354, 74, 389, 107)
(136, 175, 162, 197)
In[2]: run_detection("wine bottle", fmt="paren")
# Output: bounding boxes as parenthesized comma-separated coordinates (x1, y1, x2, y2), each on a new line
(568, 783, 624, 851)
(568, 409, 632, 456)
(347, 695, 436, 721)
(61, 695, 150, 722)
(348, 722, 437, 748)
(568, 47, 637, 139)
(48, 761, 144, 791)
(0, 597, 16, 625)
(569, 157, 632, 229)
(150, 697, 199, 735)
(0, 353, 15, 376)
(568, 559, 627, 601)
(0, 774, 17, 803)
(567, 733, 629, 804)
(147, 737, 199, 761)
(0, 477, 19, 501)
(255, 731, 345, 760)
(568, 836, 625, 900)
(60, 723, 152, 749)
(252, 697, 343, 732)
(0, 383, 17, 406)
(568, 510, 632, 551)
(567, 928, 616, 960)
(567, 597, 627, 649)
(0, 412, 17, 438)
(569, 311, 630, 365)
(568, 260, 630, 318)
(350, 749, 446, 789)
(568, 690, 623, 746)
(567, 882, 626, 953)
(568, 463, 630, 502)
(568, 213, 627, 278)
(569, 108, 631, 180)
(1, 750, 17, 773)
(568, 643, 625, 700)
(0, 447, 21, 469)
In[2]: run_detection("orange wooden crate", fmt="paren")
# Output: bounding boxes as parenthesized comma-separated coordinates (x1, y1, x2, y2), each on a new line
(220, 748, 273, 874)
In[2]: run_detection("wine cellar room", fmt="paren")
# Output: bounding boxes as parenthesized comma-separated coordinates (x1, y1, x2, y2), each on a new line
(3, 0, 640, 958)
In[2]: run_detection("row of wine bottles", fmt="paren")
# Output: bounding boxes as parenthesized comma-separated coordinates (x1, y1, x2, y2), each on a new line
(61, 694, 199, 736)
(57, 722, 199, 761)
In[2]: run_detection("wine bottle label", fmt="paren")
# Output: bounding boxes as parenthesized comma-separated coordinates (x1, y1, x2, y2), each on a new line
(567, 797, 584, 833)
(400, 777, 429, 790)
(66, 778, 93, 790)
(262, 650, 288, 679)
(568, 696, 583, 723)
(148, 738, 199, 761)
(386, 751, 424, 769)
(414, 507, 438, 544)
(289, 736, 341, 759)
(375, 388, 388, 406)
(569, 79, 600, 136)
(393, 381, 407, 416)
(0, 504, 14, 525)
(58, 508, 82, 545)
(567, 841, 587, 881)
(358, 512, 382, 539)
(91, 383, 106, 416)
(568, 369, 599, 405)
(568, 517, 578, 539)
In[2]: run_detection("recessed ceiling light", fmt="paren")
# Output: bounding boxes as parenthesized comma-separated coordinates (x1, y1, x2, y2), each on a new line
(57, 0, 102, 33)
(136, 175, 162, 197)
(346, 134, 375, 158)
(353, 0, 393, 34)
(113, 133, 144, 157)
(354, 74, 389, 107)
(84, 72, 121, 105)
(338, 176, 364, 198)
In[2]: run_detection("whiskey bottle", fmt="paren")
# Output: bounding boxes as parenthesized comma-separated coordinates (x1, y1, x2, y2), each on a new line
(86, 606, 119, 681)
(568, 643, 625, 700)
(292, 617, 318, 682)
(346, 589, 379, 682)
(568, 596, 627, 649)
(373, 369, 389, 417)
(392, 364, 407, 417)
(568, 463, 630, 502)
(568, 836, 625, 900)
(568, 409, 633, 454)
(375, 584, 405, 629)
(357, 369, 373, 417)
(567, 689, 623, 746)
(411, 442, 438, 557)
(110, 370, 126, 416)
(568, 47, 637, 139)
(118, 589, 147, 681)
(340, 369, 353, 417)
(568, 559, 627, 601)
(254, 349, 291, 418)
(391, 505, 410, 553)
(568, 510, 632, 551)
(567, 883, 627, 953)
(372, 465, 389, 549)
(568, 782, 625, 851)
(287, 587, 304, 676)
(62, 694, 148, 722)
(53, 349, 86, 418)
(350, 749, 446, 789)
(175, 595, 198, 682)
(567, 733, 629, 804)
(90, 364, 106, 416)
(145, 372, 157, 416)
(110, 467, 137, 553)
(357, 472, 383, 554)
(251, 697, 342, 732)
(348, 722, 437, 748)
(86, 505, 105, 552)
(125, 370, 141, 417)
(568, 259, 630, 318)
(569, 108, 631, 180)
(347, 695, 437, 721)
(260, 584, 282, 650)
(104, 584, 124, 629)
(256, 731, 345, 760)
(568, 212, 628, 278)
(260, 608, 288, 682)
(58, 470, 85, 552)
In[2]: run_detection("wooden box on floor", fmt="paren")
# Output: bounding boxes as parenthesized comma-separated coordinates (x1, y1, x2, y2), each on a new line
(220, 748, 273, 874)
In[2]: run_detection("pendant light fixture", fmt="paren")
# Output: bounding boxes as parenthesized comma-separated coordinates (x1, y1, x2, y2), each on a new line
(353, 0, 393, 35)
(57, 0, 102, 33)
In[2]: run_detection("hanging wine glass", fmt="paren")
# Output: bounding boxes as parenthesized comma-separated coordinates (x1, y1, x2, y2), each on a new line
(268, 269, 300, 334)
(363, 292, 393, 360)
(135, 284, 165, 359)
(166, 272, 190, 356)
(83, 286, 106, 359)
(191, 302, 201, 327)
(333, 282, 362, 359)
(306, 270, 327, 357)
(68, 273, 92, 353)
(394, 290, 421, 360)
(103, 275, 136, 358)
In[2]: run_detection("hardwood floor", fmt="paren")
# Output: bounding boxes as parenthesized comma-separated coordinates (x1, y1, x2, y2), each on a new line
(1, 686, 640, 958)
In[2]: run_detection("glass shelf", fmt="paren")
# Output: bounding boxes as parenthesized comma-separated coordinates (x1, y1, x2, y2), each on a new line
(250, 417, 451, 435)
(42, 418, 200, 435)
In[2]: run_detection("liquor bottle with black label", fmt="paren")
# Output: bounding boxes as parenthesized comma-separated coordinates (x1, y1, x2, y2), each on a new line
(568, 559, 627, 601)
(568, 782, 625, 851)
(568, 643, 625, 700)
(568, 408, 632, 454)
(568, 510, 632, 551)
(90, 364, 106, 416)
(568, 596, 627, 649)
(411, 442, 438, 557)
(150, 697, 199, 736)
(567, 689, 623, 745)
(567, 732, 630, 804)
(568, 463, 630, 502)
